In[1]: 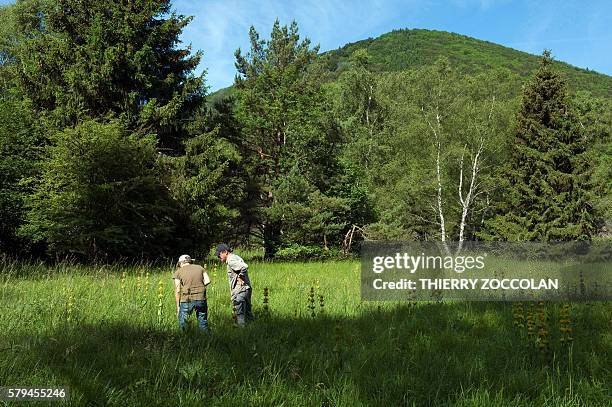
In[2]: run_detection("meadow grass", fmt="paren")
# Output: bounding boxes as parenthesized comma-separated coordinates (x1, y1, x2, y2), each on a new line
(0, 259, 610, 406)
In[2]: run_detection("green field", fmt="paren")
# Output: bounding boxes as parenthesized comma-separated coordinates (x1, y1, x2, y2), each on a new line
(0, 260, 610, 406)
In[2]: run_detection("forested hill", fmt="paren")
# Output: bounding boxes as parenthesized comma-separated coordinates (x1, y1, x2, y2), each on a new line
(213, 28, 611, 100)
(322, 29, 611, 97)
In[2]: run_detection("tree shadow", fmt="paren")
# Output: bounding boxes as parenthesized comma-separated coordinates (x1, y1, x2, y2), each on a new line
(5, 302, 609, 406)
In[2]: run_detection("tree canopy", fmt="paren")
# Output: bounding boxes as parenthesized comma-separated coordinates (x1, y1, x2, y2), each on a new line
(0, 4, 609, 261)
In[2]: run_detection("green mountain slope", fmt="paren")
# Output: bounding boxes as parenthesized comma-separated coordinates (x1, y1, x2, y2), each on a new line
(322, 29, 611, 98)
(210, 28, 611, 100)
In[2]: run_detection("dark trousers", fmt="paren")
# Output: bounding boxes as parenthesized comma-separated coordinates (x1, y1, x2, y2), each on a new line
(232, 289, 254, 326)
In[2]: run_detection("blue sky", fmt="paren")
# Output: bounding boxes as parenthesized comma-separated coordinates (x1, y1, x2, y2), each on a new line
(173, 0, 612, 91)
(2, 0, 611, 91)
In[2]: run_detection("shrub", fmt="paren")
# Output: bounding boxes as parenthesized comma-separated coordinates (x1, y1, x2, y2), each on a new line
(274, 245, 344, 261)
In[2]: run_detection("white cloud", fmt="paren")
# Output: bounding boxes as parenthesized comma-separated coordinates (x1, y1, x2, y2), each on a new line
(173, 0, 611, 90)
(450, 0, 512, 10)
(174, 0, 430, 91)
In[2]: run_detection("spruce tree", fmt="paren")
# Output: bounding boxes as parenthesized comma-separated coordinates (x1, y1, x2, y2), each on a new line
(10, 0, 203, 151)
(4, 0, 207, 258)
(0, 4, 44, 255)
(0, 96, 43, 255)
(485, 51, 596, 241)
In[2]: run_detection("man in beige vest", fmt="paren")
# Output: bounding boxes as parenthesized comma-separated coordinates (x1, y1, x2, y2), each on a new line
(173, 254, 211, 332)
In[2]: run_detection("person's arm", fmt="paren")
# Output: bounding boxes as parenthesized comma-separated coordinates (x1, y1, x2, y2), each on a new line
(202, 265, 211, 286)
(174, 278, 181, 315)
(228, 256, 248, 283)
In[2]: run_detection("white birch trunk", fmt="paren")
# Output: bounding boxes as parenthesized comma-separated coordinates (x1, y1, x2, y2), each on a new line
(457, 139, 484, 254)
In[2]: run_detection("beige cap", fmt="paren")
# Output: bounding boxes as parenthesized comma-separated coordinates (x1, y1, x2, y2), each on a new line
(178, 254, 193, 263)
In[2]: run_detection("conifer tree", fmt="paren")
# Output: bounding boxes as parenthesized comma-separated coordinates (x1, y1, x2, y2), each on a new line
(3, 0, 206, 258)
(484, 51, 596, 241)
(234, 20, 329, 258)
(10, 0, 202, 151)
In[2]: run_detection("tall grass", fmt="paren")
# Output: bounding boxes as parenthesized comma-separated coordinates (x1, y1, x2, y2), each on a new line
(0, 260, 609, 406)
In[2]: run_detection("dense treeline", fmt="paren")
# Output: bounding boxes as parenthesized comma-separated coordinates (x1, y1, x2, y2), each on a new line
(0, 0, 610, 261)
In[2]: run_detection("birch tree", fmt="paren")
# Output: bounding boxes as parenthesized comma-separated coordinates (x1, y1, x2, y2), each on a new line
(374, 61, 514, 247)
